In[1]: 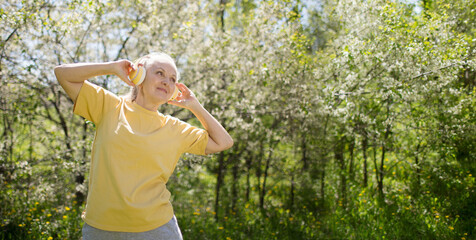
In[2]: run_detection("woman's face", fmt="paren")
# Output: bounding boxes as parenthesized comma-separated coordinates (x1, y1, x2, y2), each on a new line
(139, 56, 178, 104)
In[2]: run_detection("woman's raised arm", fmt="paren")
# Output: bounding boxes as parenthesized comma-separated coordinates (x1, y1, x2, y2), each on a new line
(54, 60, 134, 102)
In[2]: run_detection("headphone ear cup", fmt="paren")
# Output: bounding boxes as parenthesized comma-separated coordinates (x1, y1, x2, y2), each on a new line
(169, 86, 180, 101)
(129, 66, 146, 85)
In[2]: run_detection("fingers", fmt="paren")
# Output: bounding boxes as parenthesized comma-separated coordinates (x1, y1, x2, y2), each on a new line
(124, 77, 135, 87)
(167, 100, 181, 106)
(176, 83, 193, 96)
(167, 83, 202, 111)
(118, 60, 135, 86)
(176, 83, 186, 92)
(119, 75, 134, 87)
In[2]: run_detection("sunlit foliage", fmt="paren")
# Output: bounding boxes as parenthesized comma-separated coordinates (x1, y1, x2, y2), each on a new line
(0, 0, 474, 239)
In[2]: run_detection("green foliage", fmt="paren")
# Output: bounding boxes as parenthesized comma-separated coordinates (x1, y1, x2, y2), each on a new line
(1, 0, 475, 239)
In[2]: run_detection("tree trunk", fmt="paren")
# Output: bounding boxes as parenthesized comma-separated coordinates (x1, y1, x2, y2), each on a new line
(378, 124, 391, 199)
(1, 113, 14, 181)
(259, 142, 274, 210)
(335, 136, 346, 208)
(289, 172, 295, 210)
(74, 121, 90, 205)
(413, 141, 423, 192)
(231, 154, 239, 211)
(378, 142, 386, 198)
(214, 152, 226, 221)
(372, 138, 380, 194)
(318, 115, 330, 210)
(362, 135, 368, 187)
(255, 141, 264, 205)
(301, 136, 308, 171)
(319, 163, 326, 210)
(245, 154, 252, 202)
(219, 0, 227, 32)
(348, 137, 355, 181)
(213, 0, 228, 221)
(378, 100, 392, 199)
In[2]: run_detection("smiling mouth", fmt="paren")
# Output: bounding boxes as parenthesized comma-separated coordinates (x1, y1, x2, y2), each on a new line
(157, 87, 167, 94)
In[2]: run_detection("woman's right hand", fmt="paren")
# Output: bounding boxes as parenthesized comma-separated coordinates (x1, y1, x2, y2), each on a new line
(110, 59, 135, 87)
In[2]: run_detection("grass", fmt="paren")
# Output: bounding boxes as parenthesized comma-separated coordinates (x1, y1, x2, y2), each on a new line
(1, 162, 474, 240)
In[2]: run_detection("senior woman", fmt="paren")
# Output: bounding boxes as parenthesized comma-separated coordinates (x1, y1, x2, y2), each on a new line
(54, 52, 233, 240)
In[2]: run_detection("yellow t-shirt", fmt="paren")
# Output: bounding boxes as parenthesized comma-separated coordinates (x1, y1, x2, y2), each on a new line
(73, 81, 209, 232)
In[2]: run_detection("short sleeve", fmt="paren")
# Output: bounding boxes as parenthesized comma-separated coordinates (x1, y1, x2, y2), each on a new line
(73, 81, 120, 125)
(173, 118, 209, 155)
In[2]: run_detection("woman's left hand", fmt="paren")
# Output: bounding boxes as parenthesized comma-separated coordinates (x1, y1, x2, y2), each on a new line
(167, 83, 201, 110)
(169, 82, 233, 154)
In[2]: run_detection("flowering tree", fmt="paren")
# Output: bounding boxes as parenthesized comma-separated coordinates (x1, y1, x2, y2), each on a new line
(0, 0, 474, 239)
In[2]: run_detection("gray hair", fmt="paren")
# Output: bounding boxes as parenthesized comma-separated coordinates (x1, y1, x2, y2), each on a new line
(127, 52, 179, 102)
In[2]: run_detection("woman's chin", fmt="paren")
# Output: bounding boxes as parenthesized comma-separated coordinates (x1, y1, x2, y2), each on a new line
(151, 95, 169, 105)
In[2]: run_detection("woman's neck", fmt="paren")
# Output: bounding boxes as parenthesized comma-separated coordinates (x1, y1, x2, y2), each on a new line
(134, 95, 162, 112)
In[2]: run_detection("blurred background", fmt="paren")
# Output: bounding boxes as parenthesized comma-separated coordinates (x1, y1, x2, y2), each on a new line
(0, 0, 475, 239)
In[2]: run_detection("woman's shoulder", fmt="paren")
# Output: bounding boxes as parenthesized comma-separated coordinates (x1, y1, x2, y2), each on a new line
(162, 114, 194, 128)
(84, 81, 121, 101)
(163, 114, 180, 124)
